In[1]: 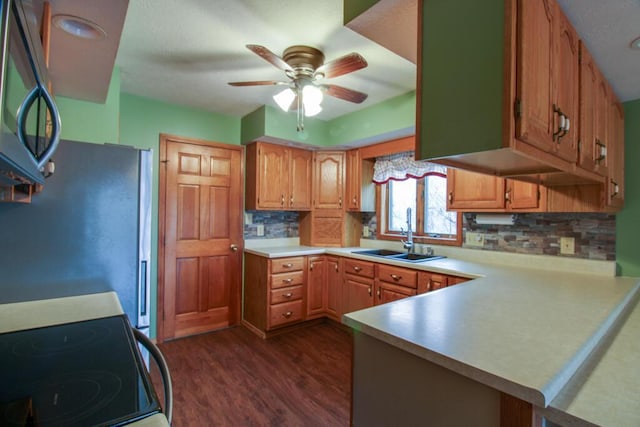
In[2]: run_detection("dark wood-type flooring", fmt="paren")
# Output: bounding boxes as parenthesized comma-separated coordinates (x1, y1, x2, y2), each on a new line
(151, 321, 352, 426)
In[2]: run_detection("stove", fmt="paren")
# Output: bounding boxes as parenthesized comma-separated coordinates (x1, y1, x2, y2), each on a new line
(0, 315, 161, 426)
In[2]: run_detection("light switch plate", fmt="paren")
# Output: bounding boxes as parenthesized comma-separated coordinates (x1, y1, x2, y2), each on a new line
(244, 212, 253, 225)
(256, 224, 264, 237)
(363, 226, 370, 237)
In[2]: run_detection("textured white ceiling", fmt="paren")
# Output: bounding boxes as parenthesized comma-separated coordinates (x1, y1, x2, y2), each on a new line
(115, 0, 417, 121)
(557, 0, 640, 102)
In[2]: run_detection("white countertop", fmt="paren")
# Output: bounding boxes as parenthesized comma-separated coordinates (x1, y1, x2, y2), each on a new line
(244, 243, 640, 425)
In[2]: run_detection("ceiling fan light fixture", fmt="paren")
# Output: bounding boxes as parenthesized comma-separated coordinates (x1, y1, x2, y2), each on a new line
(302, 84, 323, 106)
(304, 103, 322, 117)
(273, 88, 296, 111)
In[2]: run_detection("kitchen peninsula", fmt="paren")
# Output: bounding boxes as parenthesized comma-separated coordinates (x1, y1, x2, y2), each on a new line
(244, 242, 640, 426)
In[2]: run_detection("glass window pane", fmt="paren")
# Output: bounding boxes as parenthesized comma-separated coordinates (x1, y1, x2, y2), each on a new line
(424, 175, 457, 236)
(388, 179, 416, 231)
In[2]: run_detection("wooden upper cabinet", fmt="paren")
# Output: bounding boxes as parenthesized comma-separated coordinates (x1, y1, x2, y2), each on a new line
(245, 142, 311, 211)
(288, 148, 312, 210)
(447, 169, 506, 210)
(517, 0, 578, 162)
(593, 72, 610, 177)
(448, 169, 541, 212)
(515, 0, 556, 154)
(313, 151, 345, 209)
(553, 6, 579, 163)
(345, 149, 375, 212)
(606, 100, 624, 209)
(578, 43, 598, 172)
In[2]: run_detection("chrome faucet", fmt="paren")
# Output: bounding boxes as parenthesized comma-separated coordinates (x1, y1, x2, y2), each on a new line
(400, 207, 414, 253)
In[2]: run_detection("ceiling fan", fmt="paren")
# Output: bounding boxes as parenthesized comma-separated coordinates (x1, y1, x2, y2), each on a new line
(228, 44, 368, 130)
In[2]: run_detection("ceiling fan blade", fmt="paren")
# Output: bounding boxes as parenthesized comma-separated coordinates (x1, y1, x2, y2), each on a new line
(322, 84, 368, 104)
(246, 44, 293, 73)
(228, 80, 286, 86)
(315, 53, 367, 79)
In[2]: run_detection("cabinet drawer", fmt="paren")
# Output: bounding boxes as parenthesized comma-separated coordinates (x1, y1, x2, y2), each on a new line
(269, 300, 304, 328)
(271, 257, 304, 273)
(344, 258, 375, 278)
(270, 285, 304, 304)
(270, 271, 304, 289)
(377, 264, 417, 288)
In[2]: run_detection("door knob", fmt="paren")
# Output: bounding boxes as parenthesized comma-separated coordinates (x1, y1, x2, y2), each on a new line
(230, 244, 238, 252)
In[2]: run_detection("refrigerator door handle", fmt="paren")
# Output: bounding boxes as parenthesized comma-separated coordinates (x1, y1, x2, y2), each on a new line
(139, 260, 148, 317)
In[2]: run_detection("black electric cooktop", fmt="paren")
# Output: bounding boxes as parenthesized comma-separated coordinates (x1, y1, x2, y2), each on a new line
(0, 315, 161, 426)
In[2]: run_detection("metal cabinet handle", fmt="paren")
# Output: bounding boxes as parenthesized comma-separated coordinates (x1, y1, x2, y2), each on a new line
(376, 289, 381, 298)
(334, 264, 339, 272)
(283, 278, 293, 284)
(595, 140, 607, 163)
(353, 266, 362, 272)
(309, 263, 314, 271)
(339, 197, 342, 207)
(611, 180, 619, 197)
(230, 244, 238, 252)
(368, 287, 372, 297)
(427, 279, 433, 292)
(390, 274, 402, 281)
(352, 196, 357, 204)
(282, 311, 293, 318)
(283, 292, 293, 298)
(448, 192, 453, 204)
(290, 195, 294, 205)
(505, 190, 511, 203)
(281, 194, 285, 205)
(283, 263, 293, 268)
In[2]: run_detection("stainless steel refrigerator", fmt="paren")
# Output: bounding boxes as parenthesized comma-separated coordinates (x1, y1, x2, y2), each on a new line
(0, 139, 152, 335)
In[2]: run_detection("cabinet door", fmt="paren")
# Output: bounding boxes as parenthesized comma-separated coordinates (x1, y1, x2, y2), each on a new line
(593, 71, 610, 177)
(307, 256, 327, 319)
(314, 151, 345, 209)
(607, 100, 624, 209)
(553, 6, 579, 162)
(515, 0, 556, 154)
(506, 179, 540, 210)
(578, 43, 597, 172)
(375, 281, 416, 305)
(418, 271, 448, 293)
(345, 149, 361, 211)
(257, 143, 288, 209)
(288, 148, 312, 210)
(343, 276, 374, 314)
(447, 169, 505, 210)
(326, 256, 342, 320)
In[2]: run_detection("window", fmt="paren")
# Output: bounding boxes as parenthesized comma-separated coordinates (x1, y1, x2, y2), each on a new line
(381, 173, 461, 245)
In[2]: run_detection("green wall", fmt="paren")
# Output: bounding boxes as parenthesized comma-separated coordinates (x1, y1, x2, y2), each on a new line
(616, 99, 640, 276)
(56, 69, 121, 144)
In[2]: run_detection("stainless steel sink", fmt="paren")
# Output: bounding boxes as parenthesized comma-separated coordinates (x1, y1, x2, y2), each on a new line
(352, 249, 445, 263)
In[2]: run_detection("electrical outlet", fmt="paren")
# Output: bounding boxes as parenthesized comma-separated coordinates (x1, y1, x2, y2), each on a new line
(560, 237, 575, 255)
(363, 226, 370, 237)
(256, 224, 264, 237)
(244, 212, 253, 225)
(465, 232, 485, 247)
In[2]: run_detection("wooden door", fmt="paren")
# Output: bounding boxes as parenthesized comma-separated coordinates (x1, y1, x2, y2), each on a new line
(515, 0, 555, 154)
(307, 256, 327, 319)
(159, 134, 243, 340)
(326, 256, 342, 320)
(288, 148, 312, 210)
(553, 6, 579, 162)
(343, 277, 373, 314)
(314, 151, 345, 209)
(258, 143, 288, 209)
(447, 169, 505, 210)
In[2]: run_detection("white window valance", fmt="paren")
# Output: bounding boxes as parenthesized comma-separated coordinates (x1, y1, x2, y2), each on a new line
(372, 151, 447, 184)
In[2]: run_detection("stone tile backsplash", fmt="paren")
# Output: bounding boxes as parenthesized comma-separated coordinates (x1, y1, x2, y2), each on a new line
(244, 211, 299, 239)
(245, 209, 615, 261)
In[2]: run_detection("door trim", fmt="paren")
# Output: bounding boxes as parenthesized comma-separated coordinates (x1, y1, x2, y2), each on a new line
(157, 133, 244, 342)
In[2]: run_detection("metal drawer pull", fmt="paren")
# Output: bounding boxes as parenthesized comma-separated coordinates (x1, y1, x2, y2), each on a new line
(368, 287, 372, 296)
(283, 278, 293, 284)
(390, 274, 402, 281)
(282, 311, 293, 318)
(283, 263, 293, 268)
(353, 266, 362, 272)
(283, 292, 293, 298)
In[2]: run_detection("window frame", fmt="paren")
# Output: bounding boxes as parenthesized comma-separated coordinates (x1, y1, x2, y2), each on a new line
(376, 174, 462, 246)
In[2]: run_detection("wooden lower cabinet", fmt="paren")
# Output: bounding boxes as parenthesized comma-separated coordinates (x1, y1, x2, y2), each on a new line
(243, 253, 307, 337)
(418, 271, 469, 293)
(244, 252, 471, 337)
